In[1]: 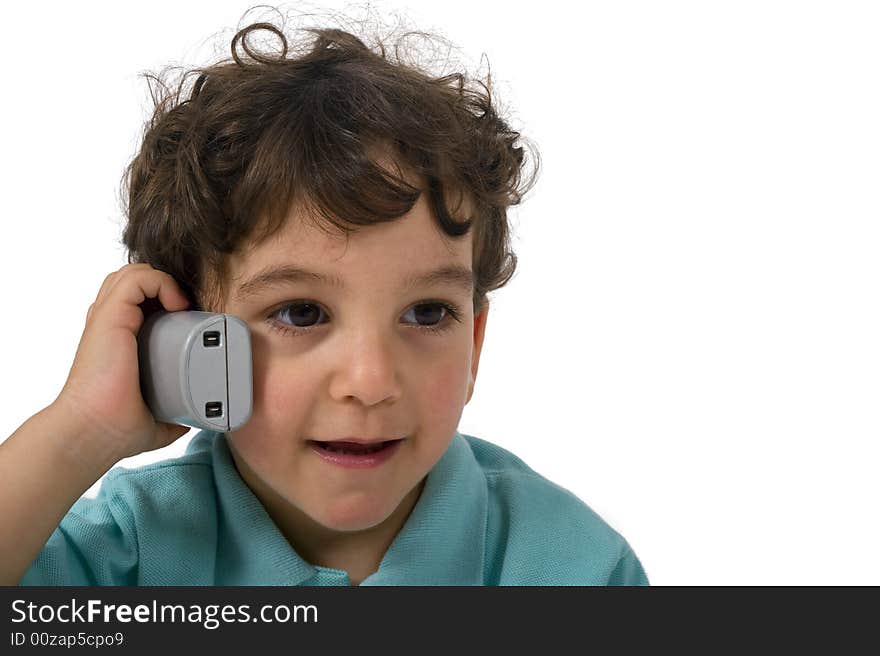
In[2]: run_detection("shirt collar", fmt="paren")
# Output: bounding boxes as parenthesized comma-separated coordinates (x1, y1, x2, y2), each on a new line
(195, 430, 487, 585)
(360, 432, 487, 586)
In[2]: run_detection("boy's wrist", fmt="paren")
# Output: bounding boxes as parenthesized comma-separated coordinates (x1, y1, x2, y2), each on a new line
(40, 401, 126, 478)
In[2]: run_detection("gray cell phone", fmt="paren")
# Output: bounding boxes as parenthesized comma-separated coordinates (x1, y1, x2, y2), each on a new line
(136, 310, 253, 432)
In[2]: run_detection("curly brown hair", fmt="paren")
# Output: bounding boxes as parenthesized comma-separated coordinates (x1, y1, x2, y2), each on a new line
(120, 11, 540, 316)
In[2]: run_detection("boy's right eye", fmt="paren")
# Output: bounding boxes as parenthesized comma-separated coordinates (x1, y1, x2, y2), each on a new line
(273, 302, 326, 329)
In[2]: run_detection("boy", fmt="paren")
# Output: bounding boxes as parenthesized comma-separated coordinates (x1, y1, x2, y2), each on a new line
(0, 18, 648, 585)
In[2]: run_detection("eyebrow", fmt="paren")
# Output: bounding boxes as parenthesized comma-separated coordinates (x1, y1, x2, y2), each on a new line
(235, 263, 474, 301)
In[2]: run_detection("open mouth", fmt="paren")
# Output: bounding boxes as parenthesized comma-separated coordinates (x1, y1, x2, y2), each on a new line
(308, 439, 403, 456)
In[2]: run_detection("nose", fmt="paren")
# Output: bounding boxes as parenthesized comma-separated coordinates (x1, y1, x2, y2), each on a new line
(328, 329, 403, 407)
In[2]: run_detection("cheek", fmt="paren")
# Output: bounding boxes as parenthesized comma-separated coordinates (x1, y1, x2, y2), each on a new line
(420, 349, 472, 419)
(252, 340, 314, 417)
(228, 352, 312, 465)
(262, 367, 309, 414)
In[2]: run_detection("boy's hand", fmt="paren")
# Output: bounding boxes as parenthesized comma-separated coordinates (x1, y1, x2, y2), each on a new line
(52, 263, 193, 462)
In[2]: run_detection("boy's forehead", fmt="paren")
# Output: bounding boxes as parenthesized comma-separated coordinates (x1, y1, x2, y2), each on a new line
(224, 193, 474, 302)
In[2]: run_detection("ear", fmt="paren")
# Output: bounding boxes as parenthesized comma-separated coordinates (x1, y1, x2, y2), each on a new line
(466, 298, 490, 405)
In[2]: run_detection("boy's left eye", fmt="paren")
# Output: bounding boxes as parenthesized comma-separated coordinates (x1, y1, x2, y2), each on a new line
(265, 300, 462, 337)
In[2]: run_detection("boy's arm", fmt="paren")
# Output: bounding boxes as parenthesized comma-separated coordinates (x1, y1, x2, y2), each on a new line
(2, 263, 195, 585)
(0, 402, 120, 585)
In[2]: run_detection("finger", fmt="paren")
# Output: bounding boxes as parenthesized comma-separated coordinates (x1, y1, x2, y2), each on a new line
(92, 271, 120, 306)
(86, 269, 122, 326)
(156, 422, 191, 447)
(111, 267, 191, 316)
(101, 263, 152, 305)
(88, 266, 156, 328)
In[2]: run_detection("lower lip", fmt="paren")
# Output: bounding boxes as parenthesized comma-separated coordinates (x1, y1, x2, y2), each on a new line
(308, 439, 404, 469)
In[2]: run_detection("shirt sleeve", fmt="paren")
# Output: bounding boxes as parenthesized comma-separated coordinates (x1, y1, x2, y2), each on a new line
(607, 546, 650, 586)
(19, 471, 139, 586)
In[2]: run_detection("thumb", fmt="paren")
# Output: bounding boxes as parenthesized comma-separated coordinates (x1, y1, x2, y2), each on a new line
(156, 422, 191, 447)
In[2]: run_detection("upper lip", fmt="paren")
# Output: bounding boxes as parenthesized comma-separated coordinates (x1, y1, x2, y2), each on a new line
(311, 437, 405, 445)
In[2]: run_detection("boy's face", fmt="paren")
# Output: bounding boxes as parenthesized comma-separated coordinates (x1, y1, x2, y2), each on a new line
(218, 188, 488, 536)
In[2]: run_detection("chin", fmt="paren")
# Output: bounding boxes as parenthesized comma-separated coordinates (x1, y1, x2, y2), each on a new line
(312, 496, 394, 533)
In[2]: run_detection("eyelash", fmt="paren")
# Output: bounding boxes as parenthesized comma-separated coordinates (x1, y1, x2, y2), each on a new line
(265, 300, 463, 338)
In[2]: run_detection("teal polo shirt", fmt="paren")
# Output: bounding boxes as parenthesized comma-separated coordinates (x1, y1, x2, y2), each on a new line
(20, 430, 648, 586)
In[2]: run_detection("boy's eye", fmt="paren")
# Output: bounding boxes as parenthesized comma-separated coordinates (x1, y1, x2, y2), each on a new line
(266, 300, 462, 337)
(277, 302, 324, 329)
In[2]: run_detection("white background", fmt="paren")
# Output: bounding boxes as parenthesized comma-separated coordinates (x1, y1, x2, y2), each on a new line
(2, 0, 878, 585)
